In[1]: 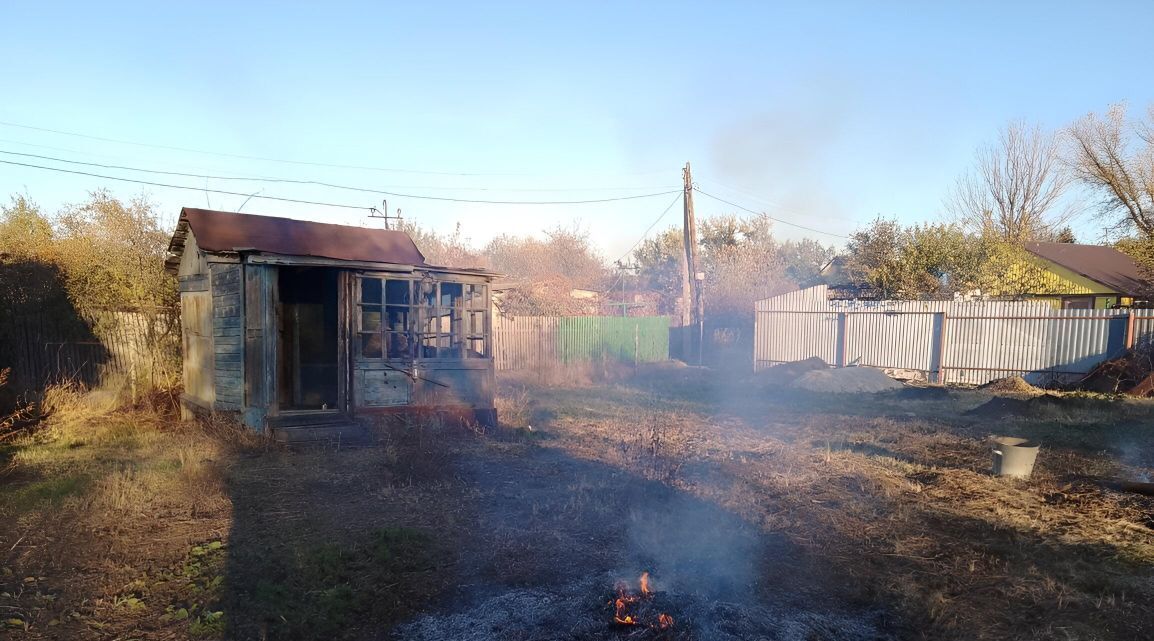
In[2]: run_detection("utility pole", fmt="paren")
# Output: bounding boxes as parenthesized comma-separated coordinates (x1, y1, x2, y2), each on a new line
(681, 162, 701, 364)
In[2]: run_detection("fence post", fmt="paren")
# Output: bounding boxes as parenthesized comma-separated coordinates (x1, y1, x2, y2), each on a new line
(634, 322, 639, 366)
(1125, 310, 1136, 350)
(934, 312, 949, 385)
(836, 312, 848, 367)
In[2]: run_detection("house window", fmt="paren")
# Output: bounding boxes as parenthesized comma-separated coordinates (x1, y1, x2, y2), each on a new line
(1061, 296, 1093, 310)
(358, 276, 488, 360)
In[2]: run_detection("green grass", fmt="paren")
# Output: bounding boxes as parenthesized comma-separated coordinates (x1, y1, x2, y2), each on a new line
(240, 527, 439, 640)
(8, 474, 90, 512)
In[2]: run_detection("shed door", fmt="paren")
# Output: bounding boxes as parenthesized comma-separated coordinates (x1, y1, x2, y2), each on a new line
(276, 267, 342, 411)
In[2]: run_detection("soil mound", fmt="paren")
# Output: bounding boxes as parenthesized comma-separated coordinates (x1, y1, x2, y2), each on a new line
(758, 357, 829, 386)
(893, 386, 953, 401)
(981, 376, 1042, 395)
(965, 393, 1114, 418)
(790, 366, 903, 394)
(1078, 350, 1154, 396)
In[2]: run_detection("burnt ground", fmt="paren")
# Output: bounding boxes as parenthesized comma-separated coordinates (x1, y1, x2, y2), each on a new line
(3, 365, 1154, 640)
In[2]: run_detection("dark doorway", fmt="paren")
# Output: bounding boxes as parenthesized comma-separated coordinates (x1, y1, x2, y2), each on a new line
(277, 268, 339, 411)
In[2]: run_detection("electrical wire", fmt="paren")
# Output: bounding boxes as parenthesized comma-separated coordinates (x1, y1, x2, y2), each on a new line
(0, 145, 678, 193)
(0, 159, 373, 211)
(613, 192, 684, 264)
(693, 188, 849, 239)
(604, 192, 684, 293)
(0, 119, 671, 178)
(0, 149, 681, 206)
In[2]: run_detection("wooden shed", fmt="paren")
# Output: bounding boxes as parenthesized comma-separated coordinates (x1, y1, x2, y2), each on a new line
(166, 208, 497, 440)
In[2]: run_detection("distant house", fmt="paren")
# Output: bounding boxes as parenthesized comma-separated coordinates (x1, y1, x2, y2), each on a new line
(812, 256, 884, 300)
(166, 208, 498, 440)
(1022, 242, 1151, 309)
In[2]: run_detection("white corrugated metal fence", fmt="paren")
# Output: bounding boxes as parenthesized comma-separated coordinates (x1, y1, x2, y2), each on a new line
(755, 286, 1152, 385)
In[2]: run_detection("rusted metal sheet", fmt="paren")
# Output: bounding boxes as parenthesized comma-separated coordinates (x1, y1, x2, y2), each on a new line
(175, 208, 428, 267)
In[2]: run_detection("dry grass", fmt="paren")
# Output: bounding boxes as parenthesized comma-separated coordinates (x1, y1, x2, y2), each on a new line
(0, 384, 259, 639)
(513, 369, 1154, 640)
(4, 371, 1152, 640)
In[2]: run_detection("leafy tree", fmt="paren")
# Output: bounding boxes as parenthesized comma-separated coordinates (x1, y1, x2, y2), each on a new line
(844, 217, 1058, 299)
(633, 213, 832, 321)
(1055, 227, 1077, 243)
(0, 195, 54, 260)
(632, 227, 683, 315)
(54, 190, 176, 312)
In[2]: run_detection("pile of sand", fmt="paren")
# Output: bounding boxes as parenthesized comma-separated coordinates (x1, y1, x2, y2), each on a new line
(981, 376, 1043, 395)
(789, 366, 903, 394)
(758, 357, 829, 386)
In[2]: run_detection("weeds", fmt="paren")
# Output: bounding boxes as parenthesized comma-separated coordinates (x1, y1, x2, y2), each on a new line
(240, 528, 440, 640)
(618, 412, 702, 483)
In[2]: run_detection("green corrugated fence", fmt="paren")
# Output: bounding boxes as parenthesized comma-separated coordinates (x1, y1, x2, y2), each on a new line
(492, 315, 670, 370)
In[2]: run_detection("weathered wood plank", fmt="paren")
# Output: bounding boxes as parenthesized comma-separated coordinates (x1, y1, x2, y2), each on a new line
(179, 274, 209, 292)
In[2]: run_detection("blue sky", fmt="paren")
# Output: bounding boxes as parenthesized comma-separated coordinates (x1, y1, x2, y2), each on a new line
(2, 1, 1152, 257)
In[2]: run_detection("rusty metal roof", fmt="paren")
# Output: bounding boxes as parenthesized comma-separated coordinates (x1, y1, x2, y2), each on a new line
(167, 208, 427, 270)
(1025, 242, 1150, 295)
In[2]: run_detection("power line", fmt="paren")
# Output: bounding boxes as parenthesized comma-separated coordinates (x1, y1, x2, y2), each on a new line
(0, 149, 681, 206)
(613, 192, 684, 264)
(693, 188, 849, 239)
(0, 119, 671, 178)
(605, 192, 683, 293)
(0, 159, 372, 211)
(0, 143, 678, 193)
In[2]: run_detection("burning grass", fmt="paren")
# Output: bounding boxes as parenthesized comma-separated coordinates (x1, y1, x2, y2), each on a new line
(517, 367, 1154, 640)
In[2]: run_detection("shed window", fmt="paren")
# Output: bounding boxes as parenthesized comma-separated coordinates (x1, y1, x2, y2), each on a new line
(357, 276, 488, 360)
(358, 278, 414, 359)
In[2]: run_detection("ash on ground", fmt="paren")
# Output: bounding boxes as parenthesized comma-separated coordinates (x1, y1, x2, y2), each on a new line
(394, 573, 888, 641)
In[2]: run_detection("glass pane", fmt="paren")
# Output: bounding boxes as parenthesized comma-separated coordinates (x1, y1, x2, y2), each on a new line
(386, 331, 412, 358)
(361, 278, 382, 304)
(385, 279, 411, 305)
(360, 332, 383, 358)
(466, 285, 487, 310)
(418, 334, 438, 358)
(361, 308, 382, 331)
(420, 280, 437, 307)
(386, 306, 409, 330)
(469, 311, 485, 334)
(441, 282, 463, 308)
(468, 337, 487, 358)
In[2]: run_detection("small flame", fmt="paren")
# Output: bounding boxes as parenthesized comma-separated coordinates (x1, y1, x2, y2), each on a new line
(609, 572, 673, 630)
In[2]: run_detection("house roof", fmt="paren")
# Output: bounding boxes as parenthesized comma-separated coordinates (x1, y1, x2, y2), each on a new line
(167, 208, 427, 271)
(1024, 242, 1149, 295)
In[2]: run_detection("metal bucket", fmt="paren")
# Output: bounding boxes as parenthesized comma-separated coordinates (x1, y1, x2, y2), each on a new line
(991, 437, 1040, 479)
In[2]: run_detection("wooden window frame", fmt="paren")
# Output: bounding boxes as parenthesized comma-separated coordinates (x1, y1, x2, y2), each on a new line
(356, 274, 490, 361)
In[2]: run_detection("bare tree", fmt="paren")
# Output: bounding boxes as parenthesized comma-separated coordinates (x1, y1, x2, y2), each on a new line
(1067, 104, 1154, 238)
(948, 121, 1071, 243)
